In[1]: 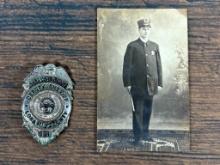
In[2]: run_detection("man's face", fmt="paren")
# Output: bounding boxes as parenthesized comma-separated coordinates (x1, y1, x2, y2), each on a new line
(139, 26, 151, 40)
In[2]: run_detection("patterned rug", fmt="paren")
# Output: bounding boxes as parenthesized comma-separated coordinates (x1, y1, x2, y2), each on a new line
(97, 130, 189, 152)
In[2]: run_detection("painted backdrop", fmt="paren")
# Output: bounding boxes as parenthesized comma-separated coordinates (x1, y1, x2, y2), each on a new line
(97, 9, 189, 131)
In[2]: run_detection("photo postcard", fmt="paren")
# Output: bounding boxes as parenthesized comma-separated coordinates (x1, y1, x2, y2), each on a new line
(97, 8, 189, 152)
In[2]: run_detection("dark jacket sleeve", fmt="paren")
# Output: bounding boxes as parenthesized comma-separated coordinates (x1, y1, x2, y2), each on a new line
(156, 45, 163, 87)
(123, 44, 133, 87)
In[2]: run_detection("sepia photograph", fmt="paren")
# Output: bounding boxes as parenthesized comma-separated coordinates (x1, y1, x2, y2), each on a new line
(97, 8, 189, 152)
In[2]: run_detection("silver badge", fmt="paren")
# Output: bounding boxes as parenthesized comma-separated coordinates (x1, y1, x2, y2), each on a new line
(22, 64, 74, 145)
(151, 50, 155, 56)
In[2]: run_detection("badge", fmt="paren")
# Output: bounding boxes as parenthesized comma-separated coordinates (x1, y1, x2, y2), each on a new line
(22, 64, 74, 145)
(151, 50, 156, 56)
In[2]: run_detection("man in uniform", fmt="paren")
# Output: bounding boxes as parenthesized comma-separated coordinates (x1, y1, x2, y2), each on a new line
(123, 18, 163, 145)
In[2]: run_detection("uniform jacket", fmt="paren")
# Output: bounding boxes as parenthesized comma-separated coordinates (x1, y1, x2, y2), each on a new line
(123, 38, 163, 96)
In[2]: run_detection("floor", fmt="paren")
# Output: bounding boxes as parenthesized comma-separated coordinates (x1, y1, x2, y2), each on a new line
(97, 129, 190, 152)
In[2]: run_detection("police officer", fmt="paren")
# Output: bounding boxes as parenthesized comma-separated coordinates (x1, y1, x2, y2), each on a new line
(123, 18, 163, 144)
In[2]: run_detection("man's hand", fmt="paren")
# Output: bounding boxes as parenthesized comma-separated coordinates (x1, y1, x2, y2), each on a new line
(126, 86, 131, 93)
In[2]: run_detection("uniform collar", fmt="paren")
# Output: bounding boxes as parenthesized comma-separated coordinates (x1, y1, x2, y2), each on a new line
(139, 37, 149, 44)
(138, 38, 149, 46)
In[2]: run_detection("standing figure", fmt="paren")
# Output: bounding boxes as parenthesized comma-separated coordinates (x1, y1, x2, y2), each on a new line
(123, 18, 163, 144)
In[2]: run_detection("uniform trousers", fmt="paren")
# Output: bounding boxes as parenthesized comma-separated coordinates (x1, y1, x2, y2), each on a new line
(132, 94, 153, 142)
